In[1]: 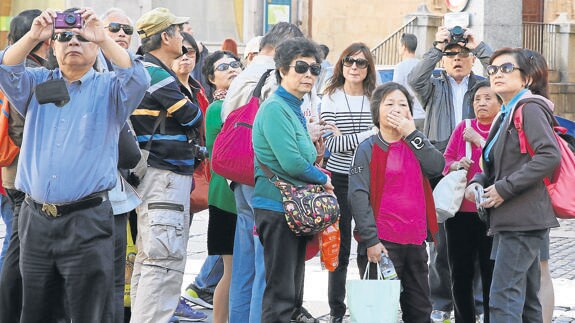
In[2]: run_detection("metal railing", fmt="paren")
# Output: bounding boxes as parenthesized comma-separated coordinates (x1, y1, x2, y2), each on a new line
(523, 22, 559, 70)
(371, 17, 417, 66)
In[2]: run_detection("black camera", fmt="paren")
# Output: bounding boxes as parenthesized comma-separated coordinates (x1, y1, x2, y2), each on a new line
(193, 145, 209, 160)
(448, 26, 467, 46)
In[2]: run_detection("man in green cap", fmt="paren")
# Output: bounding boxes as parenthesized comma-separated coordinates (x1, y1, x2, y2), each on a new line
(129, 7, 205, 323)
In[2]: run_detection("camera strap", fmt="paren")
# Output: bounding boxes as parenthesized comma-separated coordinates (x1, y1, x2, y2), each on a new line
(144, 110, 167, 151)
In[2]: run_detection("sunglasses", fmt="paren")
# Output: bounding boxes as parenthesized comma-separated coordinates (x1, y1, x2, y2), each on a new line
(106, 23, 134, 35)
(52, 32, 89, 42)
(342, 56, 368, 69)
(486, 62, 522, 76)
(443, 50, 471, 58)
(215, 61, 242, 71)
(184, 47, 197, 58)
(289, 60, 321, 76)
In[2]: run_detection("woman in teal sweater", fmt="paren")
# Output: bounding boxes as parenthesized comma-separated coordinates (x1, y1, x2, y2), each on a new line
(202, 50, 243, 323)
(252, 38, 334, 323)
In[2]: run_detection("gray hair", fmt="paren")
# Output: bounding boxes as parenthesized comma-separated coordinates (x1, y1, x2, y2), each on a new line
(101, 8, 133, 25)
(140, 24, 178, 53)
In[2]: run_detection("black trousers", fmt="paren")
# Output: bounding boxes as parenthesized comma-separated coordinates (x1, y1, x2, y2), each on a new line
(445, 212, 494, 323)
(254, 208, 307, 323)
(18, 197, 115, 323)
(328, 172, 352, 317)
(358, 241, 433, 323)
(0, 189, 27, 323)
(112, 214, 128, 323)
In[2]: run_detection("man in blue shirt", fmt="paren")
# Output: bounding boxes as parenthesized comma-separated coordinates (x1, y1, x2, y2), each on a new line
(0, 8, 149, 322)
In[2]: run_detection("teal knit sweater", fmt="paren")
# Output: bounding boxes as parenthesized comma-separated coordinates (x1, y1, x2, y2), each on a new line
(252, 88, 327, 212)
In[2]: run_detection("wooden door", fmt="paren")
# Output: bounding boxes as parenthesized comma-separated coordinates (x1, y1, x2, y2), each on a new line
(523, 0, 544, 23)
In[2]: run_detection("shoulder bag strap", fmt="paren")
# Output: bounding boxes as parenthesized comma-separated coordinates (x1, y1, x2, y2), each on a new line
(253, 69, 274, 99)
(144, 109, 167, 151)
(464, 119, 472, 159)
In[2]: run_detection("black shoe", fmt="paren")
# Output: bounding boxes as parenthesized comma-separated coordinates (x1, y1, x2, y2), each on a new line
(329, 316, 343, 323)
(290, 307, 319, 323)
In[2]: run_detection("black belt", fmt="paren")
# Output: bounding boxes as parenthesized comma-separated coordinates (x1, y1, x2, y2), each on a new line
(26, 191, 107, 218)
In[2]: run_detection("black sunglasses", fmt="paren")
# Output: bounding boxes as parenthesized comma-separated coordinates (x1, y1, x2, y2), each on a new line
(106, 23, 134, 35)
(215, 61, 242, 71)
(342, 56, 368, 69)
(52, 32, 89, 43)
(486, 62, 522, 76)
(290, 60, 321, 76)
(443, 50, 471, 58)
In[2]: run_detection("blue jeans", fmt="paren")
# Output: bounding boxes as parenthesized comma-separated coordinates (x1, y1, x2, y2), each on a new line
(194, 255, 223, 294)
(0, 194, 13, 269)
(489, 230, 546, 323)
(229, 184, 265, 323)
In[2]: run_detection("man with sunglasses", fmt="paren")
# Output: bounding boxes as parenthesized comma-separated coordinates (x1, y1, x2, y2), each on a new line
(408, 26, 493, 323)
(0, 7, 149, 323)
(129, 7, 206, 323)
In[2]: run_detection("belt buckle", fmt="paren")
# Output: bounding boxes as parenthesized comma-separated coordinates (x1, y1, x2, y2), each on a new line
(41, 203, 59, 217)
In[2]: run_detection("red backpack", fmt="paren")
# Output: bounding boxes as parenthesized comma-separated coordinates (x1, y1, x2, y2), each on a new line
(514, 104, 575, 219)
(211, 69, 273, 186)
(0, 91, 20, 167)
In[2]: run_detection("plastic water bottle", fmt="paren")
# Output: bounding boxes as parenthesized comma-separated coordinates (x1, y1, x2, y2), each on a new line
(379, 255, 399, 280)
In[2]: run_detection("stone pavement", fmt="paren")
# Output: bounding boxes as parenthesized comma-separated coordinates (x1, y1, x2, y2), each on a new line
(1, 211, 574, 322)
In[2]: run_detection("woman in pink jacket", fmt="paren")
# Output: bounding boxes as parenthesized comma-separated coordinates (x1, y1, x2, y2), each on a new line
(442, 80, 499, 323)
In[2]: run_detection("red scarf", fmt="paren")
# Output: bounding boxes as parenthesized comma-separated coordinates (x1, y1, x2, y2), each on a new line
(369, 142, 438, 243)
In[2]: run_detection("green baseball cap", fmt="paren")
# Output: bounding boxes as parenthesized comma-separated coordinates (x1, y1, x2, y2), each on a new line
(136, 8, 189, 39)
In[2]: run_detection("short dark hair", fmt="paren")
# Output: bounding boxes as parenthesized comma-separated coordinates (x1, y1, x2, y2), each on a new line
(324, 42, 377, 97)
(471, 80, 503, 104)
(8, 9, 42, 52)
(140, 24, 179, 54)
(522, 49, 549, 99)
(400, 33, 417, 53)
(319, 44, 329, 59)
(181, 32, 200, 64)
(202, 50, 241, 90)
(260, 22, 304, 51)
(274, 37, 322, 84)
(489, 47, 529, 84)
(370, 82, 414, 129)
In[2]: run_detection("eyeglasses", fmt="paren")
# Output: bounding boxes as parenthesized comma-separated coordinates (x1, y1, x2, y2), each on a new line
(106, 23, 134, 35)
(215, 61, 242, 71)
(289, 61, 321, 76)
(342, 56, 368, 69)
(443, 50, 471, 58)
(486, 62, 522, 76)
(52, 32, 89, 43)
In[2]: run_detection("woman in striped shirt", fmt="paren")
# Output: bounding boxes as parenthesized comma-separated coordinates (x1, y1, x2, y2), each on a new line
(320, 42, 378, 323)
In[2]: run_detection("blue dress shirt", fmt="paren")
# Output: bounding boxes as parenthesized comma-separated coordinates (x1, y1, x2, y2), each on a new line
(0, 50, 150, 203)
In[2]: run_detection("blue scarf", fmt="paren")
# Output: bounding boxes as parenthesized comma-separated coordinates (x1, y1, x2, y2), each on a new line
(484, 88, 528, 162)
(276, 86, 307, 130)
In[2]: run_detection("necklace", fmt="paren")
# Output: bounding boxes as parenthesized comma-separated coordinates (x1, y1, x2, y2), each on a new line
(343, 88, 365, 133)
(475, 120, 491, 135)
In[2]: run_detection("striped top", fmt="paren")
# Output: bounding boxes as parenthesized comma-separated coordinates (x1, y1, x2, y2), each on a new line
(321, 89, 375, 174)
(130, 53, 203, 175)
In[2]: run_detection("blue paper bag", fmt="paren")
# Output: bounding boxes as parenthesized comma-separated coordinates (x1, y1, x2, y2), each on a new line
(346, 262, 401, 323)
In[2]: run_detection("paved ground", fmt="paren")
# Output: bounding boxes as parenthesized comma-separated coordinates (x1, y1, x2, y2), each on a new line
(1, 211, 574, 322)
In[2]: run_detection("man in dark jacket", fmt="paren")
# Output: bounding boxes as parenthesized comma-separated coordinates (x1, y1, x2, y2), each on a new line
(129, 8, 204, 323)
(408, 26, 493, 322)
